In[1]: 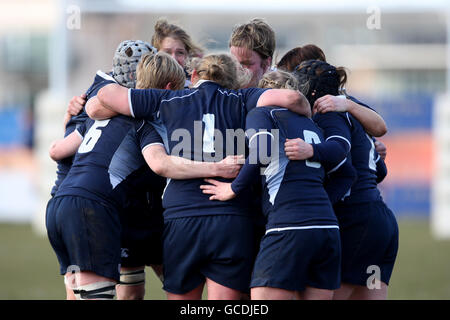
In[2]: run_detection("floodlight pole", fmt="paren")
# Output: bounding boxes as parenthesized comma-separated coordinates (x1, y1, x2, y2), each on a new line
(49, 0, 68, 99)
(430, 8, 450, 240)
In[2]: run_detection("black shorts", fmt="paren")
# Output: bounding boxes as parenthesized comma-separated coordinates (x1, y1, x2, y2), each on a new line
(334, 200, 399, 286)
(162, 215, 255, 294)
(251, 227, 341, 291)
(118, 198, 164, 268)
(46, 196, 121, 281)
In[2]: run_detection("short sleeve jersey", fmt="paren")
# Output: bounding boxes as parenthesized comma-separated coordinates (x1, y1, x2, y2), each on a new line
(128, 81, 267, 218)
(55, 115, 163, 209)
(245, 107, 338, 229)
(313, 111, 382, 204)
(50, 70, 115, 196)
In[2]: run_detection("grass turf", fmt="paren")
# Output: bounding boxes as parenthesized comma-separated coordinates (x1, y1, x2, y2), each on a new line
(0, 219, 449, 299)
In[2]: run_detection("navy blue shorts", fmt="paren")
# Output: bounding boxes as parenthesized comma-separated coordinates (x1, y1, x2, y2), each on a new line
(162, 215, 255, 294)
(119, 198, 164, 268)
(334, 200, 399, 286)
(45, 196, 121, 281)
(250, 227, 341, 291)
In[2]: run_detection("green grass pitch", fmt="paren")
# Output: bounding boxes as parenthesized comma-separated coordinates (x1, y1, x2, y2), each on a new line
(0, 220, 449, 299)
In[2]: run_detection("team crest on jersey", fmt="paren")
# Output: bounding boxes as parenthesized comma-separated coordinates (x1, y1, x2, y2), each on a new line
(121, 248, 129, 258)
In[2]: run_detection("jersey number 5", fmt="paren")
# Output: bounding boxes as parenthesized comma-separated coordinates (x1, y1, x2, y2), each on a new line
(303, 130, 321, 168)
(366, 134, 377, 171)
(78, 119, 110, 154)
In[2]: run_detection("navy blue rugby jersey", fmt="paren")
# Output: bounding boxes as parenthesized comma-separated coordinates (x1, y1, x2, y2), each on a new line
(50, 71, 115, 196)
(112, 163, 166, 224)
(313, 111, 382, 204)
(375, 151, 387, 183)
(128, 80, 268, 218)
(233, 107, 339, 229)
(50, 115, 87, 196)
(55, 116, 163, 209)
(346, 95, 373, 111)
(342, 95, 389, 184)
(329, 95, 388, 187)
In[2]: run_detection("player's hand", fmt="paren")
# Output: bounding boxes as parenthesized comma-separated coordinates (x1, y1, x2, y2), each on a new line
(67, 94, 87, 116)
(200, 179, 236, 201)
(284, 138, 314, 160)
(215, 155, 244, 178)
(313, 94, 348, 115)
(374, 140, 387, 161)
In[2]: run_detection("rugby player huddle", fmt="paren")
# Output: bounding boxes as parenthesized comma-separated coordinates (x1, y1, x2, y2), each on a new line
(46, 18, 398, 300)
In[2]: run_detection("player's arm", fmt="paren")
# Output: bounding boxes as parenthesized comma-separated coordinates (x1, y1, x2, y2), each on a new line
(374, 139, 387, 161)
(200, 109, 274, 201)
(62, 112, 72, 131)
(284, 137, 349, 172)
(284, 113, 351, 171)
(143, 144, 243, 180)
(200, 133, 273, 201)
(85, 96, 118, 120)
(138, 121, 243, 179)
(49, 130, 83, 161)
(97, 84, 162, 119)
(97, 83, 131, 116)
(375, 152, 388, 183)
(256, 89, 312, 118)
(313, 95, 387, 137)
(62, 93, 86, 130)
(67, 94, 86, 117)
(324, 159, 357, 204)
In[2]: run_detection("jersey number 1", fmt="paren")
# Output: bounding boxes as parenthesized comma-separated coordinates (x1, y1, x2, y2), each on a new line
(78, 119, 110, 154)
(202, 114, 215, 153)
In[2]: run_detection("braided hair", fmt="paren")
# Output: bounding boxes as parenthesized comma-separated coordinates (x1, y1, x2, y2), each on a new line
(292, 60, 347, 108)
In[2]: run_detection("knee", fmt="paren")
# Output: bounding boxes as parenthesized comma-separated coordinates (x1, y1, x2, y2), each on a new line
(116, 268, 146, 300)
(73, 281, 117, 300)
(116, 284, 145, 300)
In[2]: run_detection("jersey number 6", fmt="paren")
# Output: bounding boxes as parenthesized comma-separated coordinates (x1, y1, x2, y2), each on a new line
(78, 119, 111, 154)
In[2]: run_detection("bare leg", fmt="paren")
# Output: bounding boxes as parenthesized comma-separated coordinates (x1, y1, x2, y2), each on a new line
(251, 287, 296, 300)
(166, 282, 205, 300)
(333, 283, 356, 300)
(333, 282, 388, 300)
(68, 271, 117, 300)
(349, 281, 388, 300)
(297, 286, 334, 300)
(116, 266, 146, 300)
(206, 278, 242, 300)
(240, 292, 251, 300)
(150, 264, 164, 283)
(64, 273, 76, 300)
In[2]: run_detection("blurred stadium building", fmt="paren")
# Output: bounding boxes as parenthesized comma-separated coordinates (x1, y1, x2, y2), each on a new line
(0, 0, 448, 237)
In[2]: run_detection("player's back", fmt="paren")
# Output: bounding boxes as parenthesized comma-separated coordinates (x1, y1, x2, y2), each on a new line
(254, 107, 337, 229)
(56, 115, 148, 208)
(50, 71, 114, 196)
(51, 114, 87, 196)
(312, 111, 381, 205)
(343, 114, 381, 204)
(143, 81, 266, 219)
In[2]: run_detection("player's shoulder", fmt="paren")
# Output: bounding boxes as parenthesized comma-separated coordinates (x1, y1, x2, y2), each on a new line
(346, 94, 375, 111)
(313, 110, 351, 125)
(110, 114, 142, 129)
(247, 105, 276, 118)
(152, 87, 194, 102)
(67, 111, 89, 128)
(265, 106, 312, 124)
(85, 70, 117, 100)
(236, 87, 268, 98)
